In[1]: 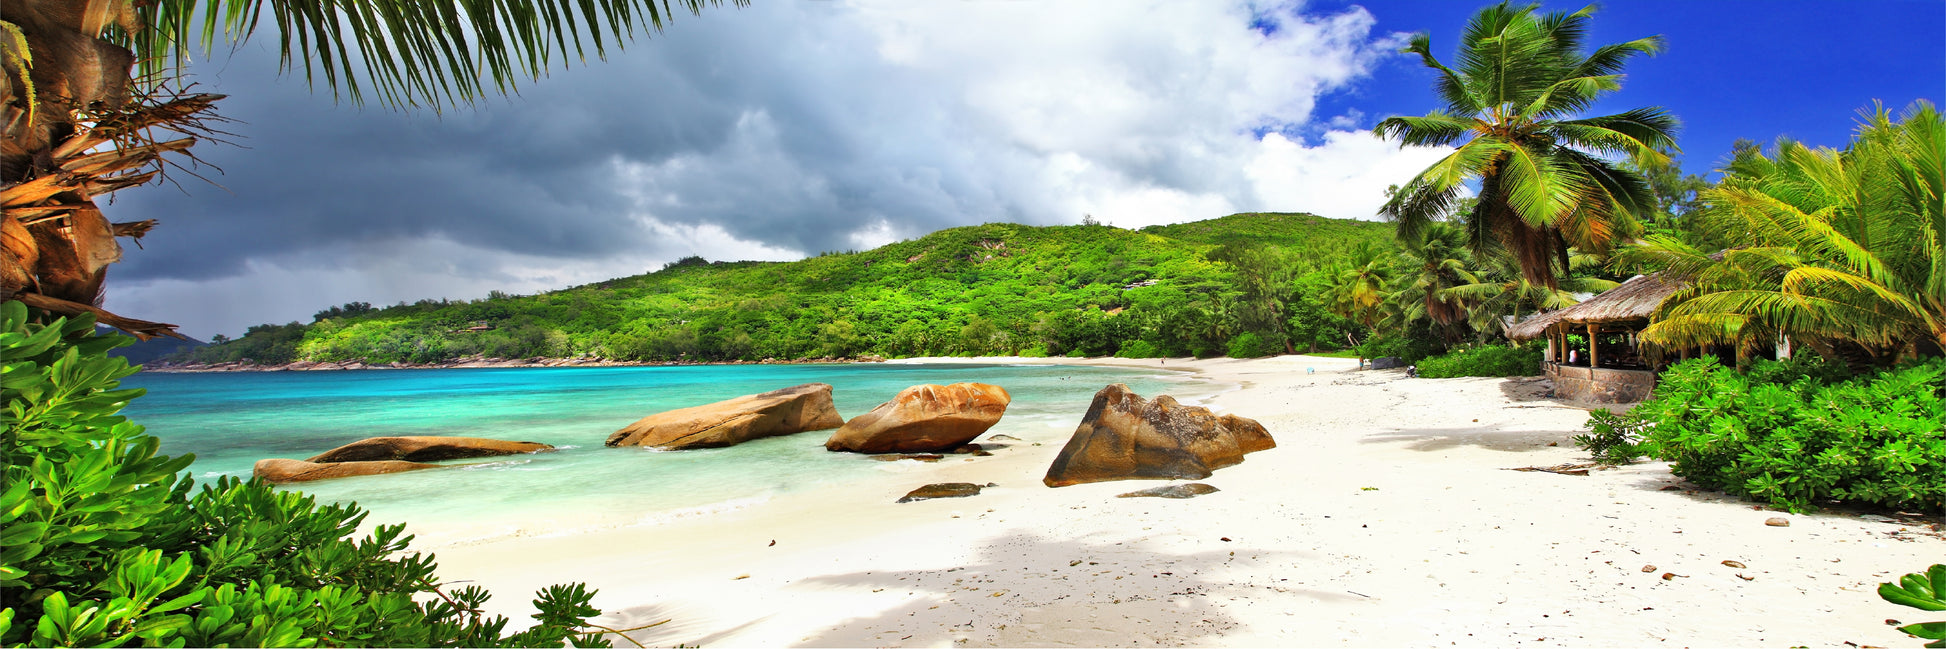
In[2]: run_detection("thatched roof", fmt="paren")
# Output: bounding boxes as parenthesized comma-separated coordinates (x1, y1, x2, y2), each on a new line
(1506, 273, 1686, 340)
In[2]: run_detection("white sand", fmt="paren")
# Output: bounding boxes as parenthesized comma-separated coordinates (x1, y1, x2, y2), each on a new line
(426, 355, 1944, 647)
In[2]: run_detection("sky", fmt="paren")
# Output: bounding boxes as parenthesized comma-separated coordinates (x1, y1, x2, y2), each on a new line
(95, 0, 1946, 340)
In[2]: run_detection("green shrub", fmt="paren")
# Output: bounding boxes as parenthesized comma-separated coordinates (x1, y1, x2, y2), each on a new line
(1415, 345, 1543, 378)
(1017, 345, 1049, 358)
(1879, 564, 1945, 647)
(1573, 409, 1647, 465)
(1355, 334, 1436, 364)
(0, 302, 614, 647)
(1225, 333, 1272, 358)
(1116, 340, 1163, 359)
(1615, 356, 1946, 512)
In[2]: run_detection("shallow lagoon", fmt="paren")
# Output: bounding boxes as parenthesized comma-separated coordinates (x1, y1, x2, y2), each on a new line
(122, 363, 1210, 545)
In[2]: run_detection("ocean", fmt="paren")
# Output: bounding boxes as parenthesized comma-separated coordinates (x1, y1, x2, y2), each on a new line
(121, 362, 1214, 546)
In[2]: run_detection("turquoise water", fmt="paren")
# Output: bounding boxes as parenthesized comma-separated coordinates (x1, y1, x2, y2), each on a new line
(121, 363, 1208, 544)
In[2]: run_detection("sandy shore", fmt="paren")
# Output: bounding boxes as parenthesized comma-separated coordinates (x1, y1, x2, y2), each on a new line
(425, 355, 1943, 647)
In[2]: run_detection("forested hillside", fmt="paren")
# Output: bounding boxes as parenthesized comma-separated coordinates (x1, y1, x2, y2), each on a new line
(165, 213, 1395, 365)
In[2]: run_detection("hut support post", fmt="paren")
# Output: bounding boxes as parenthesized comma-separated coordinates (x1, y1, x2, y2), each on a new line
(1588, 323, 1600, 369)
(1545, 333, 1556, 362)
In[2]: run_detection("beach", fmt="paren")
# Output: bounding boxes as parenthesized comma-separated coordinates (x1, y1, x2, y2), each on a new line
(422, 355, 1944, 647)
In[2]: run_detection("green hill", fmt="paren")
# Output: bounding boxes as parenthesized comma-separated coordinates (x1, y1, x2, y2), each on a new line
(167, 213, 1395, 365)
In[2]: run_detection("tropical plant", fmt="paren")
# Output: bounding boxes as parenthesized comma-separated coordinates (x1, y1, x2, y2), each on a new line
(1414, 344, 1542, 378)
(1880, 564, 1946, 648)
(1573, 408, 1646, 465)
(1393, 222, 1477, 328)
(1375, 1, 1678, 289)
(1329, 241, 1394, 330)
(0, 301, 623, 647)
(1622, 102, 1946, 364)
(1, 0, 739, 338)
(1616, 355, 1945, 512)
(1443, 250, 1615, 341)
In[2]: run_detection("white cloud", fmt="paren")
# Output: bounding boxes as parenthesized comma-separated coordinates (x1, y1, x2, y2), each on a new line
(1243, 130, 1457, 219)
(106, 0, 1437, 334)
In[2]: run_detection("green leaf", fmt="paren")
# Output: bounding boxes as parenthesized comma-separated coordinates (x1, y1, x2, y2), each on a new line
(1898, 621, 1946, 640)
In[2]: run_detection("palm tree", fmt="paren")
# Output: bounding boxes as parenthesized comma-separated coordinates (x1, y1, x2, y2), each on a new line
(1621, 101, 1945, 363)
(1328, 241, 1393, 330)
(1395, 221, 1477, 327)
(1374, 1, 1678, 290)
(2, 0, 738, 338)
(1444, 249, 1614, 341)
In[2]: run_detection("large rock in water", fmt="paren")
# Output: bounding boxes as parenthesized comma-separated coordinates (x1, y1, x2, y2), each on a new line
(824, 383, 1011, 453)
(307, 436, 552, 463)
(254, 458, 440, 484)
(606, 383, 844, 449)
(1043, 384, 1275, 487)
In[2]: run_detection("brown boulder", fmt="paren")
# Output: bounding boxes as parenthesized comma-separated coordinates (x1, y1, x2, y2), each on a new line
(254, 458, 440, 484)
(1220, 414, 1277, 453)
(1043, 384, 1274, 487)
(307, 436, 553, 463)
(896, 482, 986, 503)
(824, 383, 1011, 453)
(607, 383, 844, 449)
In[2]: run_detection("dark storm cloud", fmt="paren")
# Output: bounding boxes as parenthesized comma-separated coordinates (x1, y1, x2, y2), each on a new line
(100, 1, 1431, 337)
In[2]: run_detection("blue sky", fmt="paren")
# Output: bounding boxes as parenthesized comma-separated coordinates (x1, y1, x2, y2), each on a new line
(100, 1, 1946, 338)
(1316, 0, 1946, 174)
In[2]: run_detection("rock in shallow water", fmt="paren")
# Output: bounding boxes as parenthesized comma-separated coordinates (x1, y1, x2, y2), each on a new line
(254, 458, 441, 483)
(825, 383, 1011, 453)
(607, 383, 843, 450)
(1116, 483, 1220, 499)
(1043, 384, 1275, 487)
(308, 436, 552, 463)
(897, 482, 985, 503)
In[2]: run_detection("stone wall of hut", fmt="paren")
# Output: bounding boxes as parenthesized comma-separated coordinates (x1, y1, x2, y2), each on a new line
(1546, 363, 1656, 403)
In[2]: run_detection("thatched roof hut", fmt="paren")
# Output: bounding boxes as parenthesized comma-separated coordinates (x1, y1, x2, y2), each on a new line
(1507, 274, 1685, 341)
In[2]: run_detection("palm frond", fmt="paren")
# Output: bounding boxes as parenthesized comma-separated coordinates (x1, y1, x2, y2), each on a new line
(129, 0, 743, 110)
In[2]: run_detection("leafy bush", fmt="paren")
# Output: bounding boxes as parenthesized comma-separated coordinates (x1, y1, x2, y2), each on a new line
(1415, 345, 1543, 378)
(1616, 356, 1946, 512)
(1574, 409, 1647, 465)
(0, 302, 615, 647)
(1116, 340, 1164, 358)
(1225, 333, 1273, 358)
(1355, 333, 1437, 364)
(1879, 564, 1945, 647)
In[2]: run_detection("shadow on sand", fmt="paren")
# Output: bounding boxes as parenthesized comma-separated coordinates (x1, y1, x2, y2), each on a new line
(759, 530, 1350, 647)
(1359, 425, 1578, 453)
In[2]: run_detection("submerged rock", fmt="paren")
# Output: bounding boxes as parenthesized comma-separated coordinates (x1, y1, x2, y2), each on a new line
(607, 383, 844, 450)
(897, 482, 985, 503)
(254, 458, 440, 484)
(1116, 483, 1221, 499)
(308, 436, 552, 463)
(872, 454, 945, 462)
(1043, 384, 1274, 487)
(825, 383, 1011, 453)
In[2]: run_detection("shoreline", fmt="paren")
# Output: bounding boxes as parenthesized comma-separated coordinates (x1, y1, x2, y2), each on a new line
(391, 355, 1939, 647)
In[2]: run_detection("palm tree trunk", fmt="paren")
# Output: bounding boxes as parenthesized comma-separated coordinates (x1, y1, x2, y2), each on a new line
(3, 0, 217, 339)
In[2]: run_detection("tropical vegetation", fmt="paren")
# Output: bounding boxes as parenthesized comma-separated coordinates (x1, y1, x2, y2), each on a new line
(1593, 354, 1944, 513)
(1374, 1, 1677, 289)
(1619, 101, 1944, 366)
(0, 302, 626, 647)
(164, 213, 1397, 364)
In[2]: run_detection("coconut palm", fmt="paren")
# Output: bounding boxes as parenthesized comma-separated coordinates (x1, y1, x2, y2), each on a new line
(1395, 221, 1477, 326)
(1374, 1, 1678, 290)
(2, 0, 738, 337)
(1328, 241, 1393, 329)
(1622, 101, 1945, 363)
(1444, 249, 1614, 341)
